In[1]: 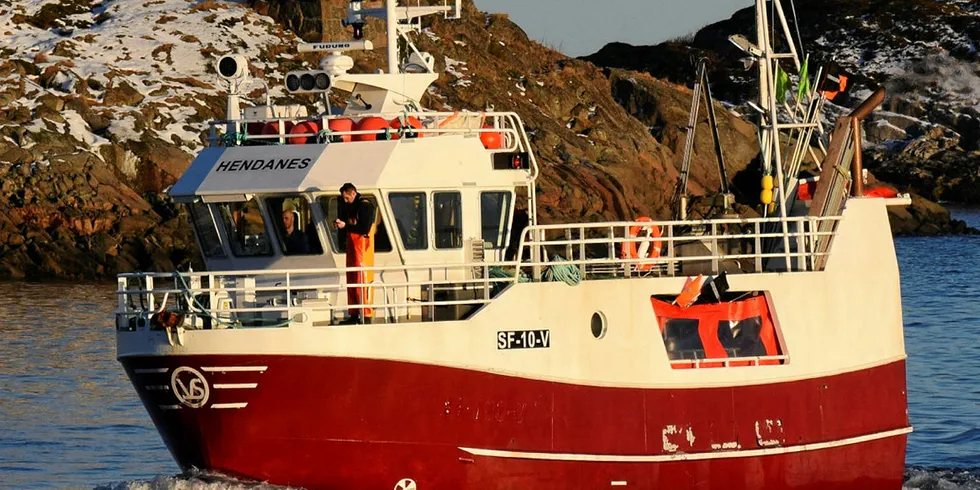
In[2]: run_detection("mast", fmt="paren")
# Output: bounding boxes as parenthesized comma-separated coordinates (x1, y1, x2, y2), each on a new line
(344, 0, 462, 75)
(730, 0, 828, 270)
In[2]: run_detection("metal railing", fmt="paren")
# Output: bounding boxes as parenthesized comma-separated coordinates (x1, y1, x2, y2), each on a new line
(116, 262, 515, 332)
(116, 216, 843, 333)
(669, 355, 789, 369)
(514, 215, 843, 279)
(207, 111, 537, 170)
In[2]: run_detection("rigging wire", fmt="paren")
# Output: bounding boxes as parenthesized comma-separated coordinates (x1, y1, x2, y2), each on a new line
(788, 0, 806, 60)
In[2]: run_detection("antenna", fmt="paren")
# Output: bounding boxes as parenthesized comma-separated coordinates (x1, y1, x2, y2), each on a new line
(339, 0, 462, 75)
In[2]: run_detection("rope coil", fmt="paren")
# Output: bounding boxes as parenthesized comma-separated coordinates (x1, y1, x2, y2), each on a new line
(542, 256, 582, 286)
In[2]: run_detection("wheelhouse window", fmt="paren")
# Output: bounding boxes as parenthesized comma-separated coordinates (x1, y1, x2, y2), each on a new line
(216, 197, 273, 257)
(433, 192, 462, 249)
(265, 196, 322, 256)
(188, 202, 225, 258)
(480, 191, 512, 248)
(318, 195, 393, 253)
(389, 192, 428, 250)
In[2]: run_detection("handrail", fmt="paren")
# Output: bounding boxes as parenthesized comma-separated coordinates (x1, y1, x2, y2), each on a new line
(117, 261, 520, 279)
(515, 216, 843, 276)
(116, 214, 844, 332)
(669, 355, 789, 368)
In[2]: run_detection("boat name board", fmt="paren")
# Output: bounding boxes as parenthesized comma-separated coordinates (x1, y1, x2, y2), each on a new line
(497, 330, 551, 350)
(215, 157, 313, 173)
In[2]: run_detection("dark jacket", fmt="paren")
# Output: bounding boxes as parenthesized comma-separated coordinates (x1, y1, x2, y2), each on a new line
(283, 228, 309, 255)
(338, 194, 376, 236)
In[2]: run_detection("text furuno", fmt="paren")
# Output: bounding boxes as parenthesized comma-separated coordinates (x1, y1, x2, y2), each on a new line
(215, 157, 312, 172)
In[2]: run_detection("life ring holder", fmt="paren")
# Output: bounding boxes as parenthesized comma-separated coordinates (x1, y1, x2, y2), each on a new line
(620, 216, 663, 272)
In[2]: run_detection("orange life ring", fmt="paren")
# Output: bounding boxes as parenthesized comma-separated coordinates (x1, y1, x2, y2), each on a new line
(620, 216, 662, 271)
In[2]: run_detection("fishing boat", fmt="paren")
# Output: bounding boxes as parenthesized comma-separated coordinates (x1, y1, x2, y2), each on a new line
(115, 0, 912, 488)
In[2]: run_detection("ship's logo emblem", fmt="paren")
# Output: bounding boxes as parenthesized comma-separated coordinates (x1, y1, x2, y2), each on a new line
(171, 366, 210, 408)
(394, 479, 417, 490)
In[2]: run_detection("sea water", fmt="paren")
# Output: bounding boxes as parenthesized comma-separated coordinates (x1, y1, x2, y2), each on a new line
(1, 211, 980, 489)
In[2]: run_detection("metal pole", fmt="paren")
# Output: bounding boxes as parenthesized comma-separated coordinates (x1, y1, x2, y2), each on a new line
(702, 67, 730, 195)
(850, 117, 865, 197)
(386, 0, 399, 74)
(772, 0, 801, 71)
(847, 88, 884, 196)
(759, 0, 793, 271)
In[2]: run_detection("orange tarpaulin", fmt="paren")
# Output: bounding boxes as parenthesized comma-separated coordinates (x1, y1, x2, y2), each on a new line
(651, 295, 781, 369)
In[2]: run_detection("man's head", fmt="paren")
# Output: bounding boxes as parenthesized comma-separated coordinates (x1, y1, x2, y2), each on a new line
(340, 182, 358, 204)
(281, 209, 295, 232)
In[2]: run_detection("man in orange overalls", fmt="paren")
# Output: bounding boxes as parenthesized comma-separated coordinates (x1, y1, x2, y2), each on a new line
(335, 183, 375, 324)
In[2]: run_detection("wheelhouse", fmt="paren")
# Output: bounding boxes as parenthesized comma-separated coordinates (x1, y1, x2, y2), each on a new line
(171, 111, 538, 276)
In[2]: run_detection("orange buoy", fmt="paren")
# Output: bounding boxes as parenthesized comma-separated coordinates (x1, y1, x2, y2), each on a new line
(354, 116, 391, 142)
(287, 120, 320, 145)
(327, 118, 354, 143)
(619, 216, 663, 272)
(390, 116, 424, 139)
(480, 125, 503, 150)
(261, 121, 294, 143)
(246, 121, 265, 136)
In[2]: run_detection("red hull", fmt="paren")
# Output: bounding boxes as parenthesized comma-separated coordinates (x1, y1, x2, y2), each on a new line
(121, 356, 909, 489)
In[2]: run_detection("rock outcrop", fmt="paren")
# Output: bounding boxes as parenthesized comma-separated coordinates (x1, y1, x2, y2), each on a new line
(0, 0, 969, 280)
(0, 0, 768, 279)
(583, 0, 980, 235)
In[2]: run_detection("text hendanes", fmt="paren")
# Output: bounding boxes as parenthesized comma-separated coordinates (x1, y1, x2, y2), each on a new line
(215, 157, 313, 172)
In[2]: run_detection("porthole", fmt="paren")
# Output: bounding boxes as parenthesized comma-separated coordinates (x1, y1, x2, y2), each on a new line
(591, 312, 607, 339)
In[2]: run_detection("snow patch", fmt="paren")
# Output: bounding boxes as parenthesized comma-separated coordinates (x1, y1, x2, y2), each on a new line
(108, 114, 141, 144)
(444, 56, 471, 87)
(63, 110, 110, 148)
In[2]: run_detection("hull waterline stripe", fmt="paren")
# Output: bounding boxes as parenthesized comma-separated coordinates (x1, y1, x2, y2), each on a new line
(211, 402, 248, 409)
(135, 368, 169, 374)
(460, 427, 912, 463)
(213, 383, 258, 389)
(201, 366, 267, 373)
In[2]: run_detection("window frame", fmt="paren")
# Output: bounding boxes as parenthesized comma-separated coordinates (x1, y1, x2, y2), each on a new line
(479, 190, 514, 249)
(432, 191, 463, 250)
(215, 197, 274, 258)
(387, 191, 429, 251)
(263, 195, 323, 256)
(188, 202, 227, 258)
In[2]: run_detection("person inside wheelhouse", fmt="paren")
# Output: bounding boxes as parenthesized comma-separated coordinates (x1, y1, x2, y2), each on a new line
(280, 208, 309, 255)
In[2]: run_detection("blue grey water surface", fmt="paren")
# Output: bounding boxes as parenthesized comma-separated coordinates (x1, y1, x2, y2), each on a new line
(0, 209, 979, 489)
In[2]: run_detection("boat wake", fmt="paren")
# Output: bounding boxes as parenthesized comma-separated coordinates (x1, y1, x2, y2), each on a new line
(93, 470, 298, 490)
(904, 467, 980, 490)
(93, 467, 980, 490)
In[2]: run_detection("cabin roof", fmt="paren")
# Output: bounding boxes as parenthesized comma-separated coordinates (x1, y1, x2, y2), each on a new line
(170, 135, 525, 201)
(170, 142, 396, 201)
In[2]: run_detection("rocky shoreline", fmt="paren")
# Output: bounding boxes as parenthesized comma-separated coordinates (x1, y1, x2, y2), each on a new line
(0, 0, 976, 280)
